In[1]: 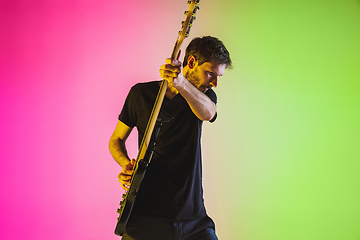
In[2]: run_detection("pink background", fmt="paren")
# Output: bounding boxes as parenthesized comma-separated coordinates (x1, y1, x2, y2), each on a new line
(0, 1, 189, 239)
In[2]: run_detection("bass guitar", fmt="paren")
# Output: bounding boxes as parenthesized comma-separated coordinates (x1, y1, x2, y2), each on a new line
(114, 0, 200, 236)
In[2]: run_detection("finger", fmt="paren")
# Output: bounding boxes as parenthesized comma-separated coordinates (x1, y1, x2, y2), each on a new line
(118, 168, 133, 177)
(121, 183, 129, 191)
(120, 170, 134, 177)
(118, 174, 132, 181)
(118, 172, 129, 181)
(160, 64, 181, 73)
(118, 177, 131, 188)
(165, 58, 182, 67)
(160, 72, 171, 81)
(123, 168, 133, 175)
(160, 67, 180, 76)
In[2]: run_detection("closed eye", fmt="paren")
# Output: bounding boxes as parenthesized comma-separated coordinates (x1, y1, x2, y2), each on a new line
(206, 71, 215, 77)
(207, 71, 222, 78)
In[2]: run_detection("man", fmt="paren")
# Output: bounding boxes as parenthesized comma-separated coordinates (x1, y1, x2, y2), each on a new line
(109, 36, 232, 240)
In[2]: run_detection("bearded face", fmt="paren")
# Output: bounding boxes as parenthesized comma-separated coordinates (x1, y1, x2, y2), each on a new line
(185, 60, 226, 93)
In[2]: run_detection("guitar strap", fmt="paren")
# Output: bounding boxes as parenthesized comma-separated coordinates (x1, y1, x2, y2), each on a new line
(157, 93, 188, 123)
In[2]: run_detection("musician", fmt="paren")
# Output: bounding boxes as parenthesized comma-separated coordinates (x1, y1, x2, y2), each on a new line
(109, 36, 232, 240)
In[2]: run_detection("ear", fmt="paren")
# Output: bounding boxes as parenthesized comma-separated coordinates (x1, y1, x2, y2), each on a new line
(187, 55, 197, 69)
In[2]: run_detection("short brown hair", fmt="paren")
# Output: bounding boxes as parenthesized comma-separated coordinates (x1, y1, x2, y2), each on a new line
(183, 36, 232, 69)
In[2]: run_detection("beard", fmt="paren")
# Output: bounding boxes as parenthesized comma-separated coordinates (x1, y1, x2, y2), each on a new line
(185, 67, 202, 91)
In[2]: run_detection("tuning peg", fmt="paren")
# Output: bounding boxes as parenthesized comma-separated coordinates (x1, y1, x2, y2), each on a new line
(188, 0, 200, 4)
(116, 207, 122, 214)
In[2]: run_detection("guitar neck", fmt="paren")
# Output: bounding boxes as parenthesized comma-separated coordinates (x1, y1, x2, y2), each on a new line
(135, 80, 168, 164)
(135, 0, 199, 165)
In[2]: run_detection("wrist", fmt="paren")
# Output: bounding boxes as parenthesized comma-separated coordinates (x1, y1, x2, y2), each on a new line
(173, 75, 186, 91)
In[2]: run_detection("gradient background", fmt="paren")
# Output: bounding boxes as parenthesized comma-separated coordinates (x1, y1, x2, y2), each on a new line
(1, 0, 359, 239)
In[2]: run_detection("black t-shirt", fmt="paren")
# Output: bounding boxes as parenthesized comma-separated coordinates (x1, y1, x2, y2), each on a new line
(119, 81, 217, 222)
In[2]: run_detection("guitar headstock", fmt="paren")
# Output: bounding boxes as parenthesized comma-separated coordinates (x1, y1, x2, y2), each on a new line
(181, 0, 200, 38)
(171, 0, 200, 59)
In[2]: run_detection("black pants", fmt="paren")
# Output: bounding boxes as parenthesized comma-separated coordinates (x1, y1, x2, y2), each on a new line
(122, 214, 218, 240)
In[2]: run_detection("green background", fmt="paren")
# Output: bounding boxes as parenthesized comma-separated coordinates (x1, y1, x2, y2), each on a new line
(198, 0, 360, 239)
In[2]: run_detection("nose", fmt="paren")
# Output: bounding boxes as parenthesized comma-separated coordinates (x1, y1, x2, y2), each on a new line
(210, 77, 218, 87)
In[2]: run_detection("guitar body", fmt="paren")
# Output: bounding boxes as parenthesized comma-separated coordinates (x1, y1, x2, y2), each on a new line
(114, 159, 147, 235)
(114, 0, 200, 236)
(114, 121, 162, 236)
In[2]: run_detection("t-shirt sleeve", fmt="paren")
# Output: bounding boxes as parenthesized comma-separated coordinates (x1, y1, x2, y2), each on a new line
(205, 88, 217, 104)
(205, 89, 217, 123)
(118, 86, 137, 128)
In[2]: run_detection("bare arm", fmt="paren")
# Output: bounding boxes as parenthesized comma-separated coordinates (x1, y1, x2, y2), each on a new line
(109, 121, 132, 166)
(174, 78, 216, 121)
(109, 120, 135, 190)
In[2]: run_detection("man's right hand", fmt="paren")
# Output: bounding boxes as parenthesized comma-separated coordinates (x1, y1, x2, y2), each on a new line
(118, 158, 135, 191)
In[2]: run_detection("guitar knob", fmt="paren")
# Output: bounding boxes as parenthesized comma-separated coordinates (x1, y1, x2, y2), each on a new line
(116, 207, 122, 214)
